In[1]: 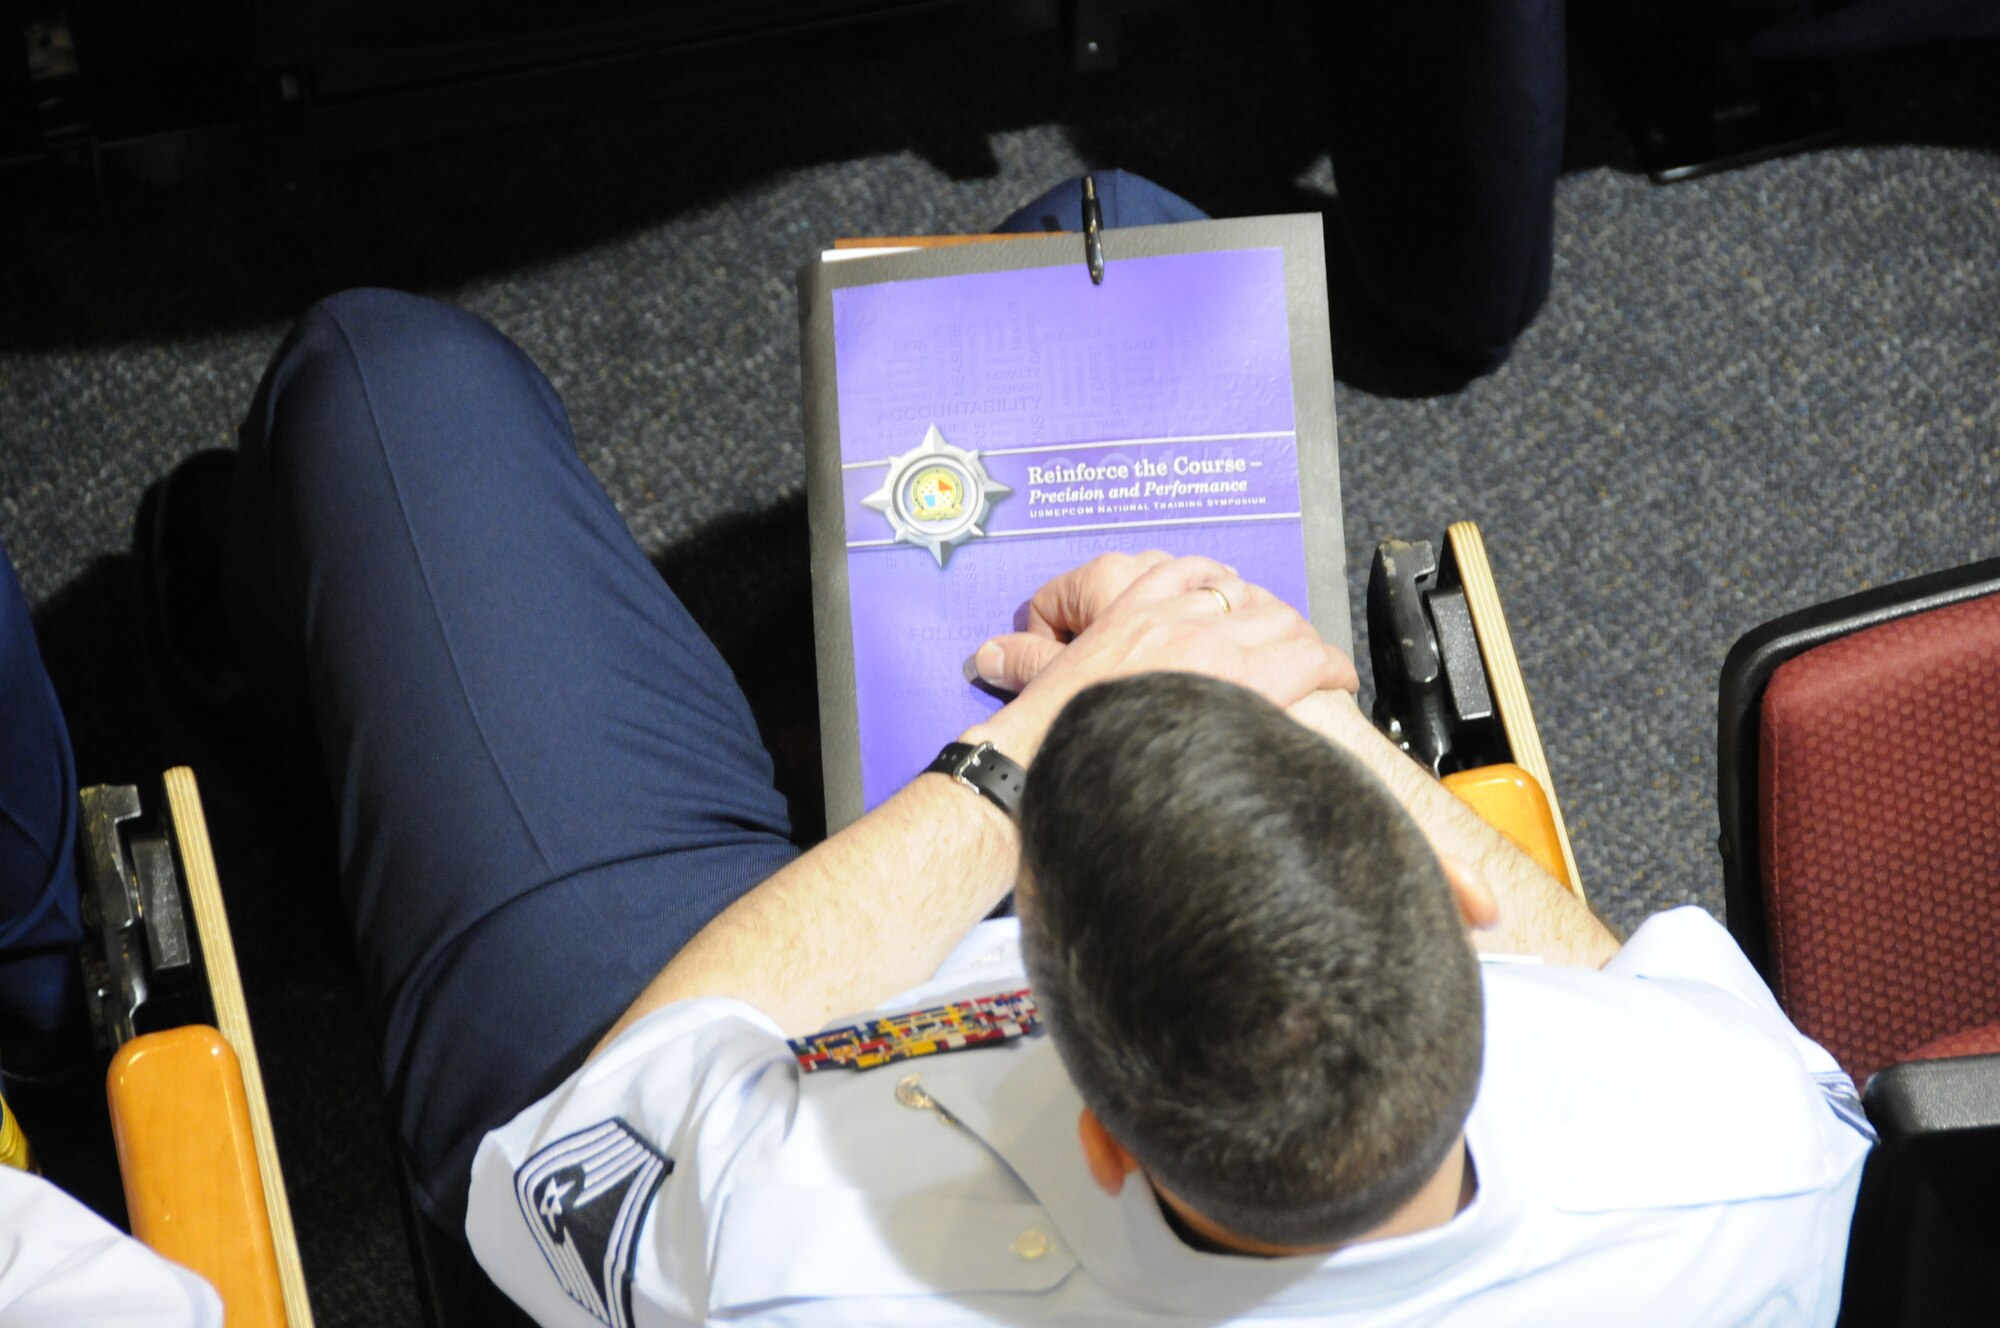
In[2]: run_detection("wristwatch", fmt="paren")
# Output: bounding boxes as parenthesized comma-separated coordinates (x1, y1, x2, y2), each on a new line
(924, 740, 1027, 820)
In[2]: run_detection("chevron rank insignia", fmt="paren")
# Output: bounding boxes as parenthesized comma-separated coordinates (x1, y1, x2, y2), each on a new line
(515, 1119, 671, 1328)
(790, 988, 1041, 1072)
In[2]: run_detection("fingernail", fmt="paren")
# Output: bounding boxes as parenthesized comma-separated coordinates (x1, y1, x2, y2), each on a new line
(970, 642, 1004, 686)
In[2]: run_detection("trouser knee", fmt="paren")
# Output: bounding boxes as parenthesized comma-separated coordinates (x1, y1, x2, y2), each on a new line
(254, 287, 567, 479)
(296, 288, 508, 374)
(226, 288, 571, 736)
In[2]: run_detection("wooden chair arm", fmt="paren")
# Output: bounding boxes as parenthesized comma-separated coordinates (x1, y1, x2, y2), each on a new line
(108, 1024, 288, 1328)
(1442, 523, 1584, 897)
(1444, 761, 1577, 893)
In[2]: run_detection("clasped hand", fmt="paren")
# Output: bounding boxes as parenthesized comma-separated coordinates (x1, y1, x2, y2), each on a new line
(961, 552, 1358, 763)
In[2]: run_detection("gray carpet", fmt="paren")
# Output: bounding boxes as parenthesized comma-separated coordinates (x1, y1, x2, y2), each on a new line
(1, 10, 1996, 1324)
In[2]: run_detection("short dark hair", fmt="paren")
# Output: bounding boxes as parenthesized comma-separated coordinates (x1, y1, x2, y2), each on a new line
(1017, 673, 1483, 1248)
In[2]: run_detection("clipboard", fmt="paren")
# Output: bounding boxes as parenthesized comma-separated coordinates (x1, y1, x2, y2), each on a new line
(798, 208, 1346, 831)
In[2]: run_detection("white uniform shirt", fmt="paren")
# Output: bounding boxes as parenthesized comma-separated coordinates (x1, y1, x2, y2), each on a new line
(469, 907, 1873, 1327)
(0, 1165, 221, 1326)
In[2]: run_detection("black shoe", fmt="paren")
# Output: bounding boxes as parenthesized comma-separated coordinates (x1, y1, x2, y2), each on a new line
(134, 449, 243, 710)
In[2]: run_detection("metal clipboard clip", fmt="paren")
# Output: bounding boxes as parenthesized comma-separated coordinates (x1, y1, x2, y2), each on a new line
(1082, 174, 1105, 285)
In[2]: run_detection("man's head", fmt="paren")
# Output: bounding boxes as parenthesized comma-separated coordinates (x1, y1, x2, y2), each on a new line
(1017, 672, 1484, 1249)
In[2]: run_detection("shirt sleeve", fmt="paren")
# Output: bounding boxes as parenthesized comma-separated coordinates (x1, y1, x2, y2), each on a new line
(1603, 906, 1789, 1018)
(466, 996, 799, 1328)
(0, 1167, 222, 1327)
(1604, 905, 1874, 1139)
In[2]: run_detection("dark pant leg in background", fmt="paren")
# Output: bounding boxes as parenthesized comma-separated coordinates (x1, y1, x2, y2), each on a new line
(0, 540, 82, 1038)
(227, 290, 799, 1231)
(1325, 0, 1566, 373)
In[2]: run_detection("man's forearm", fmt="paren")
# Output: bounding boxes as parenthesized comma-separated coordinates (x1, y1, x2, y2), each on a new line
(1288, 691, 1621, 968)
(592, 772, 1016, 1053)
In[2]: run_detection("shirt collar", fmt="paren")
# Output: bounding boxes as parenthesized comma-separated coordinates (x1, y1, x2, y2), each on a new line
(923, 1037, 1522, 1320)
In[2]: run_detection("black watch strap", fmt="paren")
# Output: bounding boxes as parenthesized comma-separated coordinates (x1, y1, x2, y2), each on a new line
(924, 741, 1026, 820)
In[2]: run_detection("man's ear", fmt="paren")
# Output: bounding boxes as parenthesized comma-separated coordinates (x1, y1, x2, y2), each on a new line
(1077, 1109, 1141, 1198)
(1440, 855, 1499, 932)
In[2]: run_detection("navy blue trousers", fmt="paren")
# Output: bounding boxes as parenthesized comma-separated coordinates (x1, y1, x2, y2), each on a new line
(1325, 0, 1565, 373)
(0, 544, 83, 1037)
(226, 291, 805, 1230)
(0, 172, 1203, 1231)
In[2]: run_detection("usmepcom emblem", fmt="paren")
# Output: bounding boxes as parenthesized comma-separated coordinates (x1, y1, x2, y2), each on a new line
(863, 423, 1010, 566)
(908, 465, 965, 522)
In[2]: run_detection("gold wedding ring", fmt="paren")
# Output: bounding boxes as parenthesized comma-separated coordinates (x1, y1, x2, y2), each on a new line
(1202, 585, 1233, 615)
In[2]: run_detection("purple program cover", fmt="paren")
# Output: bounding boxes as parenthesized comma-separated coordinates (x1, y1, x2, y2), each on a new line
(830, 247, 1308, 812)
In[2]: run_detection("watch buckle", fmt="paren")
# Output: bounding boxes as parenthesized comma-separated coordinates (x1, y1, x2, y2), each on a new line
(950, 741, 994, 792)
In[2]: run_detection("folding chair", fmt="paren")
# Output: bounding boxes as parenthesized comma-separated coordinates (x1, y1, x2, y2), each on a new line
(80, 768, 316, 1328)
(1717, 557, 2000, 1327)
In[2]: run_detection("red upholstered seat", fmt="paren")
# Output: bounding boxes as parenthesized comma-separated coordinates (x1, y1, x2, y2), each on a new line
(1758, 591, 2000, 1087)
(1904, 1024, 2000, 1064)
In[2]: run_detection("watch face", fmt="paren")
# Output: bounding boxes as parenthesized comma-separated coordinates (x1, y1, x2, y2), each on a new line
(862, 424, 1010, 567)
